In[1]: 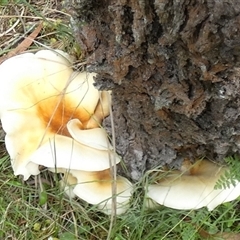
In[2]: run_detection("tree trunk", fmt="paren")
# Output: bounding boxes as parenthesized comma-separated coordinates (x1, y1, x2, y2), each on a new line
(65, 0, 240, 181)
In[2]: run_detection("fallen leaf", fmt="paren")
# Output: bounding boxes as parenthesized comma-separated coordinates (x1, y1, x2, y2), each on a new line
(214, 232, 240, 240)
(198, 228, 240, 240)
(0, 22, 43, 64)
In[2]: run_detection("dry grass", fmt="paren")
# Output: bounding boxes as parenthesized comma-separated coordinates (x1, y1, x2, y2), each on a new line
(0, 0, 80, 60)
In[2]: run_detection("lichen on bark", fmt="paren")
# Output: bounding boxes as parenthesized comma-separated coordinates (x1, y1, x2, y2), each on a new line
(65, 0, 240, 181)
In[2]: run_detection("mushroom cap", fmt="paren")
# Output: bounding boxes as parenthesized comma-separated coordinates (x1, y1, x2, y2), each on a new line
(97, 199, 131, 215)
(0, 50, 99, 123)
(147, 160, 240, 211)
(0, 50, 73, 113)
(67, 119, 112, 150)
(0, 50, 109, 180)
(61, 169, 132, 214)
(28, 134, 120, 171)
(71, 169, 132, 204)
(2, 110, 54, 179)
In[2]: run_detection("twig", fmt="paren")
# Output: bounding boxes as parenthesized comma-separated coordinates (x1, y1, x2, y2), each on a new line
(107, 92, 117, 240)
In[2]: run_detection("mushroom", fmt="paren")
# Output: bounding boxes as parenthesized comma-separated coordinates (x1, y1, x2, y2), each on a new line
(55, 168, 132, 215)
(28, 134, 120, 172)
(0, 50, 110, 180)
(26, 117, 119, 172)
(67, 119, 112, 150)
(0, 50, 132, 214)
(146, 159, 240, 211)
(59, 172, 78, 199)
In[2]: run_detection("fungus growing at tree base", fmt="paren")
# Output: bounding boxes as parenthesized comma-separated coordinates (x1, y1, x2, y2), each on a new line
(146, 159, 240, 211)
(0, 49, 132, 215)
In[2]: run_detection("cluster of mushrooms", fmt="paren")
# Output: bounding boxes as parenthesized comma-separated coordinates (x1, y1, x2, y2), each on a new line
(0, 50, 132, 215)
(0, 49, 240, 215)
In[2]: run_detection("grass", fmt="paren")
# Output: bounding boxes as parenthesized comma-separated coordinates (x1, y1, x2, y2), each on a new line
(0, 0, 80, 59)
(1, 1, 240, 240)
(1, 150, 240, 240)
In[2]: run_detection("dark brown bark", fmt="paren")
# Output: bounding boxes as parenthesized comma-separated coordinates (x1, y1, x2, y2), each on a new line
(65, 0, 240, 181)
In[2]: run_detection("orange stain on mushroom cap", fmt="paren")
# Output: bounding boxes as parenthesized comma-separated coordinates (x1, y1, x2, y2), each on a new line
(37, 96, 93, 137)
(0, 50, 109, 179)
(62, 169, 113, 186)
(81, 169, 112, 185)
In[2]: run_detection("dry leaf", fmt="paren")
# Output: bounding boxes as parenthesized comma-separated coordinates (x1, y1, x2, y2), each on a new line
(0, 22, 43, 64)
(214, 232, 240, 240)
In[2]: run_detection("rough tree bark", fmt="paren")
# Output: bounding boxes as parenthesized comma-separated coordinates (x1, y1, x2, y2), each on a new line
(65, 0, 240, 181)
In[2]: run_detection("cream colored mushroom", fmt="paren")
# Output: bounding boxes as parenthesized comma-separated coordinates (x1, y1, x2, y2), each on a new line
(146, 159, 240, 211)
(28, 134, 120, 171)
(27, 117, 119, 172)
(59, 172, 78, 199)
(67, 119, 112, 150)
(0, 49, 132, 214)
(55, 168, 132, 215)
(0, 50, 110, 180)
